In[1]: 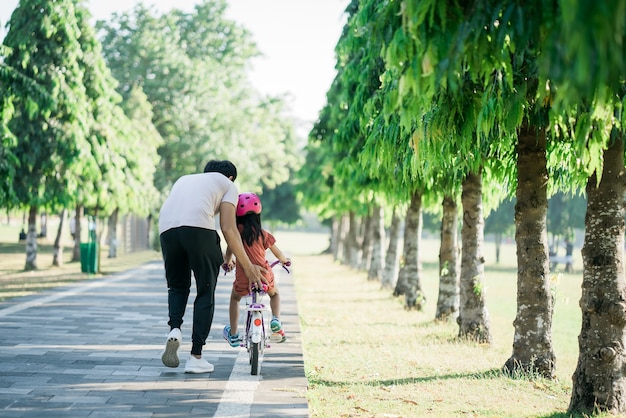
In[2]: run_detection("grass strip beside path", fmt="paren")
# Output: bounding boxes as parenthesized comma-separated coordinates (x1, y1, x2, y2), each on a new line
(293, 253, 579, 418)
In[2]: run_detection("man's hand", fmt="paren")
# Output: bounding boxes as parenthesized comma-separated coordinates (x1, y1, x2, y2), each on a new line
(221, 260, 235, 273)
(244, 264, 268, 292)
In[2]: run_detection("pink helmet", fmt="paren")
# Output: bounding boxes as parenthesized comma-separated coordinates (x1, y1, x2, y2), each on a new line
(236, 192, 262, 216)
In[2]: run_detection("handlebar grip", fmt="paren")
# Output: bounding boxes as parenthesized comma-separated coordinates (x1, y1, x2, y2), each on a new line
(221, 263, 231, 275)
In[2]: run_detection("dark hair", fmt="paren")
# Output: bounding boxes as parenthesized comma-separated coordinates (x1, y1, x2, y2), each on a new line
(237, 213, 266, 247)
(204, 160, 237, 181)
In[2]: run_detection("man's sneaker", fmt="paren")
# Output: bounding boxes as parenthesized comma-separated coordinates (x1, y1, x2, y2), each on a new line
(161, 328, 181, 368)
(184, 356, 214, 374)
(270, 329, 286, 343)
(223, 325, 240, 347)
(270, 317, 282, 332)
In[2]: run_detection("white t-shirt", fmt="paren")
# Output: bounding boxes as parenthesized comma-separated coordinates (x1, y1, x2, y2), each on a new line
(158, 172, 238, 233)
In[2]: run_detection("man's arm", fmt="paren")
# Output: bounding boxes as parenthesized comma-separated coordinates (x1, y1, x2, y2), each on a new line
(219, 202, 267, 290)
(222, 246, 235, 272)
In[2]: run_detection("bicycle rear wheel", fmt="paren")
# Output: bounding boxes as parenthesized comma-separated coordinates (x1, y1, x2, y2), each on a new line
(250, 342, 260, 375)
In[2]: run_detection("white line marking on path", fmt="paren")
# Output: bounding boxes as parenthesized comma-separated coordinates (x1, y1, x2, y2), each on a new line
(0, 264, 155, 318)
(213, 349, 260, 418)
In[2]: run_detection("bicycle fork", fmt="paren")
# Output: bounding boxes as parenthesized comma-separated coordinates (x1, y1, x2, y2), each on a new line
(246, 303, 267, 345)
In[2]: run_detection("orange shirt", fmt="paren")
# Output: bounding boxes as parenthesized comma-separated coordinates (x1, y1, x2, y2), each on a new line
(233, 228, 276, 296)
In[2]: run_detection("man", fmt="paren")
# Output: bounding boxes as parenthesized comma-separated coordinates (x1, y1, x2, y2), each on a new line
(158, 160, 266, 373)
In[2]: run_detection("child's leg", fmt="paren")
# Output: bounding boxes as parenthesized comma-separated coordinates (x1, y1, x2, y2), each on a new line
(268, 287, 280, 319)
(267, 287, 285, 340)
(229, 288, 242, 335)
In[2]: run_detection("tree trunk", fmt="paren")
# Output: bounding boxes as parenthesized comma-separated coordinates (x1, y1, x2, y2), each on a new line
(436, 195, 460, 321)
(39, 212, 47, 238)
(394, 190, 425, 310)
(382, 207, 402, 289)
(569, 137, 626, 415)
(367, 205, 385, 281)
(52, 209, 67, 267)
(495, 232, 502, 264)
(146, 213, 153, 250)
(504, 124, 555, 378)
(24, 205, 38, 271)
(335, 213, 349, 263)
(458, 171, 492, 343)
(360, 212, 373, 271)
(394, 198, 415, 298)
(72, 206, 83, 262)
(343, 211, 360, 269)
(330, 217, 341, 257)
(107, 208, 119, 258)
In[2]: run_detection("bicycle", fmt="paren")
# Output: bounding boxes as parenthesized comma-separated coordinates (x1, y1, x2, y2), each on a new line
(223, 260, 291, 375)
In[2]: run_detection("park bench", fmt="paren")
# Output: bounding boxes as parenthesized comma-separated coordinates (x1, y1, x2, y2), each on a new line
(549, 254, 574, 272)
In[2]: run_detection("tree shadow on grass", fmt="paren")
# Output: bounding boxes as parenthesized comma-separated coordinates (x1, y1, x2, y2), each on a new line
(538, 412, 594, 418)
(309, 368, 576, 415)
(308, 367, 505, 387)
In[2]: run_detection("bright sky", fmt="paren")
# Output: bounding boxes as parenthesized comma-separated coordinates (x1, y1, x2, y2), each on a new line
(1, 0, 348, 132)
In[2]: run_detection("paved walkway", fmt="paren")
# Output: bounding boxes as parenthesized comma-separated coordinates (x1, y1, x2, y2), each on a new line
(0, 260, 309, 417)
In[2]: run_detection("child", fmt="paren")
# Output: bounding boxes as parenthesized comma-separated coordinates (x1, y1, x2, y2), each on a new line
(222, 192, 291, 346)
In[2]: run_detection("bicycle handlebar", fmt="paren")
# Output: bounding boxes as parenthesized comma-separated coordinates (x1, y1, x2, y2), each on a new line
(222, 259, 291, 276)
(270, 260, 291, 273)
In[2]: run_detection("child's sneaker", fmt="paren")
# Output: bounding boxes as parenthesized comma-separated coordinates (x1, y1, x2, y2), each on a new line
(270, 317, 282, 332)
(223, 326, 240, 347)
(270, 329, 286, 343)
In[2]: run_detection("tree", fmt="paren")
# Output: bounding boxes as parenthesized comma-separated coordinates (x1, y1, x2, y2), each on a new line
(435, 196, 459, 321)
(367, 205, 385, 281)
(1, 0, 90, 270)
(458, 171, 492, 343)
(570, 136, 625, 413)
(0, 44, 52, 211)
(381, 206, 402, 289)
(505, 123, 554, 375)
(393, 191, 426, 310)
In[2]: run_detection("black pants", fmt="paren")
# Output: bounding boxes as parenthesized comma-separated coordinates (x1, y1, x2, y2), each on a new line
(160, 226, 223, 355)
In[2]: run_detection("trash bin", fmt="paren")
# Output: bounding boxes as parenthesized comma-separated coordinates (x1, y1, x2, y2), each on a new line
(80, 242, 99, 273)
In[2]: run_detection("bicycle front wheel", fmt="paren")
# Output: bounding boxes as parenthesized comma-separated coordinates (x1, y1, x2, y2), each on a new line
(250, 342, 260, 375)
